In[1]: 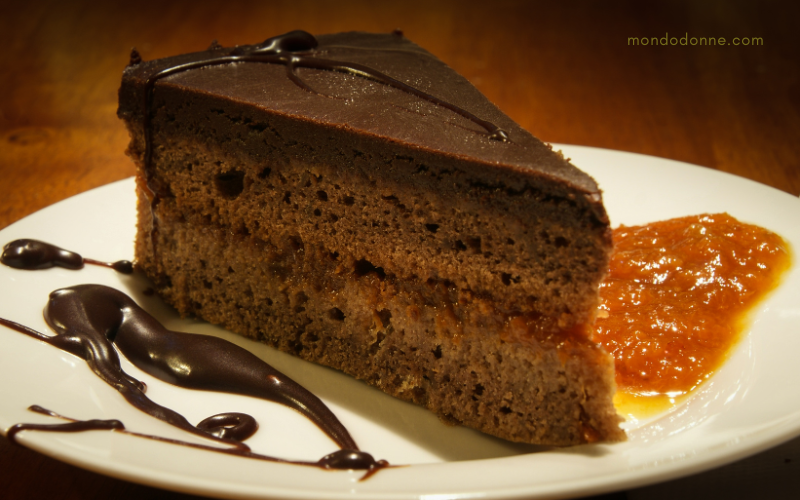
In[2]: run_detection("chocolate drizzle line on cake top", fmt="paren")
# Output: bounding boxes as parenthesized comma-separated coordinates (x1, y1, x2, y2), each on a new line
(0, 241, 387, 475)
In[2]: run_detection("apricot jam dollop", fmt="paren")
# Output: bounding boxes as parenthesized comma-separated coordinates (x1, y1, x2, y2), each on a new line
(594, 213, 791, 401)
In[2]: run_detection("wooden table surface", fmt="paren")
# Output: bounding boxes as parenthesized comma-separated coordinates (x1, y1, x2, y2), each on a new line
(1, 0, 798, 499)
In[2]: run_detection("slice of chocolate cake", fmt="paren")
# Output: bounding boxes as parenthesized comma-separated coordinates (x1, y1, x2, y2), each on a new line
(117, 30, 624, 445)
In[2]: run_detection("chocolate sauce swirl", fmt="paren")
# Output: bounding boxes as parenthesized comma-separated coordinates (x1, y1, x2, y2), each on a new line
(0, 279, 384, 471)
(43, 284, 359, 450)
(1, 239, 133, 274)
(196, 412, 258, 441)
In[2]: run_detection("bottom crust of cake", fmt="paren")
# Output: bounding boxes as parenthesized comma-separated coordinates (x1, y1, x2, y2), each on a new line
(136, 202, 624, 446)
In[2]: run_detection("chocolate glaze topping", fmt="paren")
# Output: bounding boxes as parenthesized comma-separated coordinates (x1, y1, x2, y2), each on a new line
(119, 30, 605, 195)
(137, 30, 507, 202)
(141, 29, 507, 174)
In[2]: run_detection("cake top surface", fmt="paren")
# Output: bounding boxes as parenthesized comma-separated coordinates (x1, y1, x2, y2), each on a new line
(119, 31, 601, 195)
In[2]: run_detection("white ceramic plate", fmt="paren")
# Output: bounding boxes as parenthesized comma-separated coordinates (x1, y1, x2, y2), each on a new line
(1, 144, 799, 500)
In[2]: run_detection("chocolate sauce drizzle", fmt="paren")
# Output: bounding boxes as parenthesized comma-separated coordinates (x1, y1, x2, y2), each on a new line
(8, 405, 386, 475)
(7, 405, 125, 443)
(1, 239, 133, 274)
(1, 241, 386, 474)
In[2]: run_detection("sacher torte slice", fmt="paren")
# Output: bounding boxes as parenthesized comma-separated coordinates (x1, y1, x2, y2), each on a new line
(117, 30, 624, 445)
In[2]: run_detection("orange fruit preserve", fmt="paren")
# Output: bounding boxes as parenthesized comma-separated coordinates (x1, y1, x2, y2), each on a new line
(594, 213, 791, 407)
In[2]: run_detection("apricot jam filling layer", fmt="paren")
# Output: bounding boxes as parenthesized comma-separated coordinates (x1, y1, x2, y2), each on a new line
(595, 213, 791, 415)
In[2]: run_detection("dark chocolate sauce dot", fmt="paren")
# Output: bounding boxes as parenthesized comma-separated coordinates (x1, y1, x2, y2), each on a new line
(197, 412, 259, 442)
(84, 257, 134, 274)
(318, 449, 379, 470)
(111, 260, 135, 274)
(250, 30, 319, 55)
